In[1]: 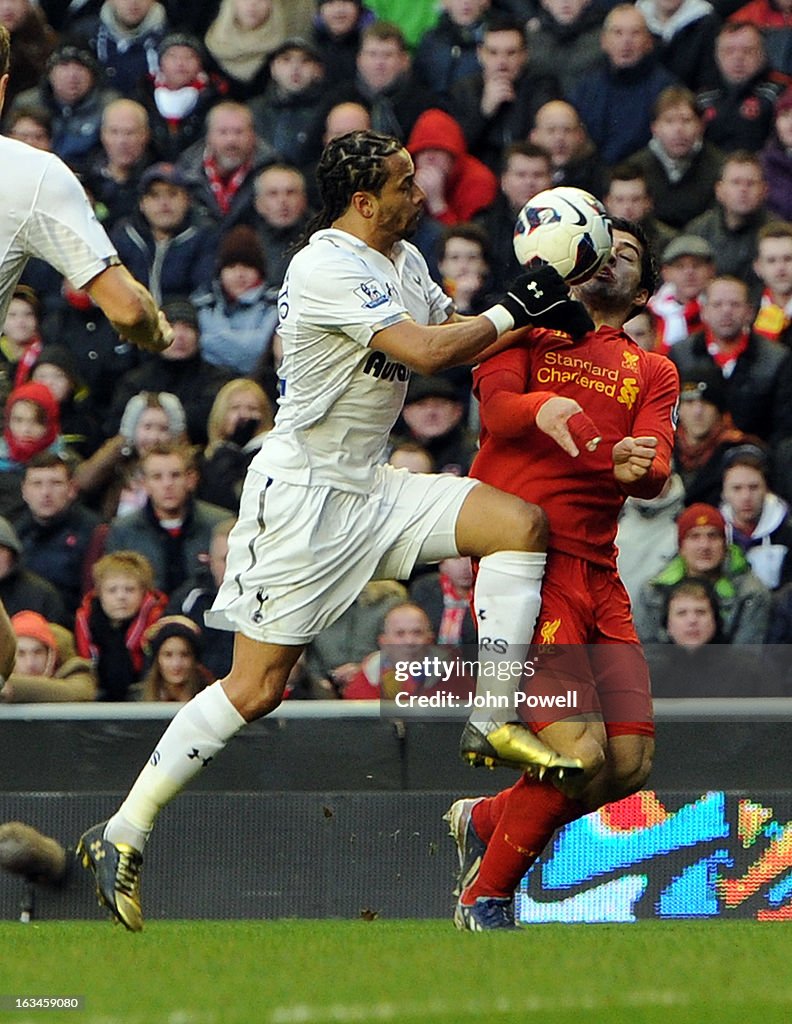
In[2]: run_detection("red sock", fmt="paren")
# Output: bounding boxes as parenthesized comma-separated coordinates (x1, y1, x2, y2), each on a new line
(464, 775, 585, 902)
(471, 784, 519, 843)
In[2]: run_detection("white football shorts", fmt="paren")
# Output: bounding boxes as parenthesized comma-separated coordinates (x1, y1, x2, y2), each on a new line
(206, 464, 478, 645)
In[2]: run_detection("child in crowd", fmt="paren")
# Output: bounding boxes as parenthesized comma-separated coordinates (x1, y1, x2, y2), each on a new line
(139, 615, 212, 702)
(192, 226, 278, 376)
(0, 285, 43, 403)
(75, 551, 167, 701)
(0, 380, 65, 477)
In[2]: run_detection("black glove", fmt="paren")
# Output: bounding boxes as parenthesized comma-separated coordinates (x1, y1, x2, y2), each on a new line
(499, 266, 570, 328)
(500, 267, 594, 338)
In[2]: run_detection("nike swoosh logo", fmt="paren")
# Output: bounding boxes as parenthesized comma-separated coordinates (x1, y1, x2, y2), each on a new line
(559, 197, 588, 226)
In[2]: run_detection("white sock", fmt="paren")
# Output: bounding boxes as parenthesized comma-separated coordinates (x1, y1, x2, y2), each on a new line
(105, 683, 246, 851)
(469, 550, 546, 731)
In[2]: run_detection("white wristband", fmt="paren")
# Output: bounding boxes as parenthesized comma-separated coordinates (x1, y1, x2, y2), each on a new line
(481, 303, 515, 337)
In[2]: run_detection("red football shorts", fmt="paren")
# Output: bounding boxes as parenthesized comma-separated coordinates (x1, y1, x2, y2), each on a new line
(523, 551, 654, 738)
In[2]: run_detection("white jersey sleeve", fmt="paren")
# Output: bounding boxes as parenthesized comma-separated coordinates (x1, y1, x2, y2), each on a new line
(0, 139, 118, 325)
(294, 238, 412, 348)
(23, 155, 119, 288)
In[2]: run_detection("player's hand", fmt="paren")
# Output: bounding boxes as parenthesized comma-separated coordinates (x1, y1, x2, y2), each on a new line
(138, 310, 174, 354)
(499, 266, 570, 328)
(500, 268, 594, 337)
(109, 290, 174, 353)
(612, 435, 658, 483)
(536, 396, 602, 458)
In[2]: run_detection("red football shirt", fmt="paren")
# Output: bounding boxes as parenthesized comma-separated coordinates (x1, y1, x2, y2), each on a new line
(471, 326, 679, 568)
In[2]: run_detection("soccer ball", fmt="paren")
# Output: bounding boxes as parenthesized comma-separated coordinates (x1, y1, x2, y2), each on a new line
(513, 186, 613, 285)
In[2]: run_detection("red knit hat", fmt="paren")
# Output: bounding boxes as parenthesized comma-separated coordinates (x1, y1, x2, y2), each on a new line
(11, 610, 57, 651)
(677, 503, 725, 544)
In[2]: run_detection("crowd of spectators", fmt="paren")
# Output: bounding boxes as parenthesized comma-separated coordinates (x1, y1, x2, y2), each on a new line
(2, 0, 792, 703)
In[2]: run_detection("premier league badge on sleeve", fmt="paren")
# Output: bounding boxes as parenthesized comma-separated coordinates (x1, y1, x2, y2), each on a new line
(355, 279, 390, 308)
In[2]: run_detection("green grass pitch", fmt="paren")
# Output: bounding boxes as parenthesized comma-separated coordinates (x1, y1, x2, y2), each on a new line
(1, 919, 791, 1024)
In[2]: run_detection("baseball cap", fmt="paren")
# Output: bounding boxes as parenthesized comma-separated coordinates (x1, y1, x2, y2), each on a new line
(139, 163, 189, 194)
(662, 236, 714, 265)
(721, 442, 770, 474)
(677, 503, 725, 544)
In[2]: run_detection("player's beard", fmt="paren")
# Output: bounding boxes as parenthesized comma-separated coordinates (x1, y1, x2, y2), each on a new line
(573, 272, 631, 315)
(400, 204, 423, 240)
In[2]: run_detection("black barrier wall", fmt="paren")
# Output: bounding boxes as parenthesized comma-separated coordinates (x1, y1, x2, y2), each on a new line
(2, 715, 792, 792)
(2, 789, 792, 923)
(2, 709, 792, 922)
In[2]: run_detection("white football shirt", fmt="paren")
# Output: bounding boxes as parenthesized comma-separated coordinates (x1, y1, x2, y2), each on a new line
(252, 228, 453, 493)
(0, 136, 119, 324)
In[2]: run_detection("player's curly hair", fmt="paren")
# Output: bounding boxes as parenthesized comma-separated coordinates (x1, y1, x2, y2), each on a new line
(304, 130, 405, 237)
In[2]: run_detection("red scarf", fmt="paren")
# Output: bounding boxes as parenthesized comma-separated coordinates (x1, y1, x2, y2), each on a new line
(203, 153, 250, 215)
(75, 589, 167, 673)
(12, 335, 43, 388)
(706, 328, 749, 373)
(438, 573, 469, 646)
(3, 380, 60, 463)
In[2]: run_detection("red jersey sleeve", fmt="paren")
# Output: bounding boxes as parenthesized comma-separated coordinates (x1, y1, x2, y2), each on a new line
(473, 345, 556, 440)
(616, 353, 679, 499)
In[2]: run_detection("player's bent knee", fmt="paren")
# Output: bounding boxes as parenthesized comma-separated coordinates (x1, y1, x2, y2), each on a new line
(516, 500, 548, 551)
(492, 496, 548, 553)
(457, 487, 547, 556)
(222, 673, 288, 722)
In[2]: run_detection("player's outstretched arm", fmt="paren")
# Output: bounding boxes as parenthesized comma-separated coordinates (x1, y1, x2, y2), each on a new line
(374, 267, 591, 374)
(85, 266, 173, 354)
